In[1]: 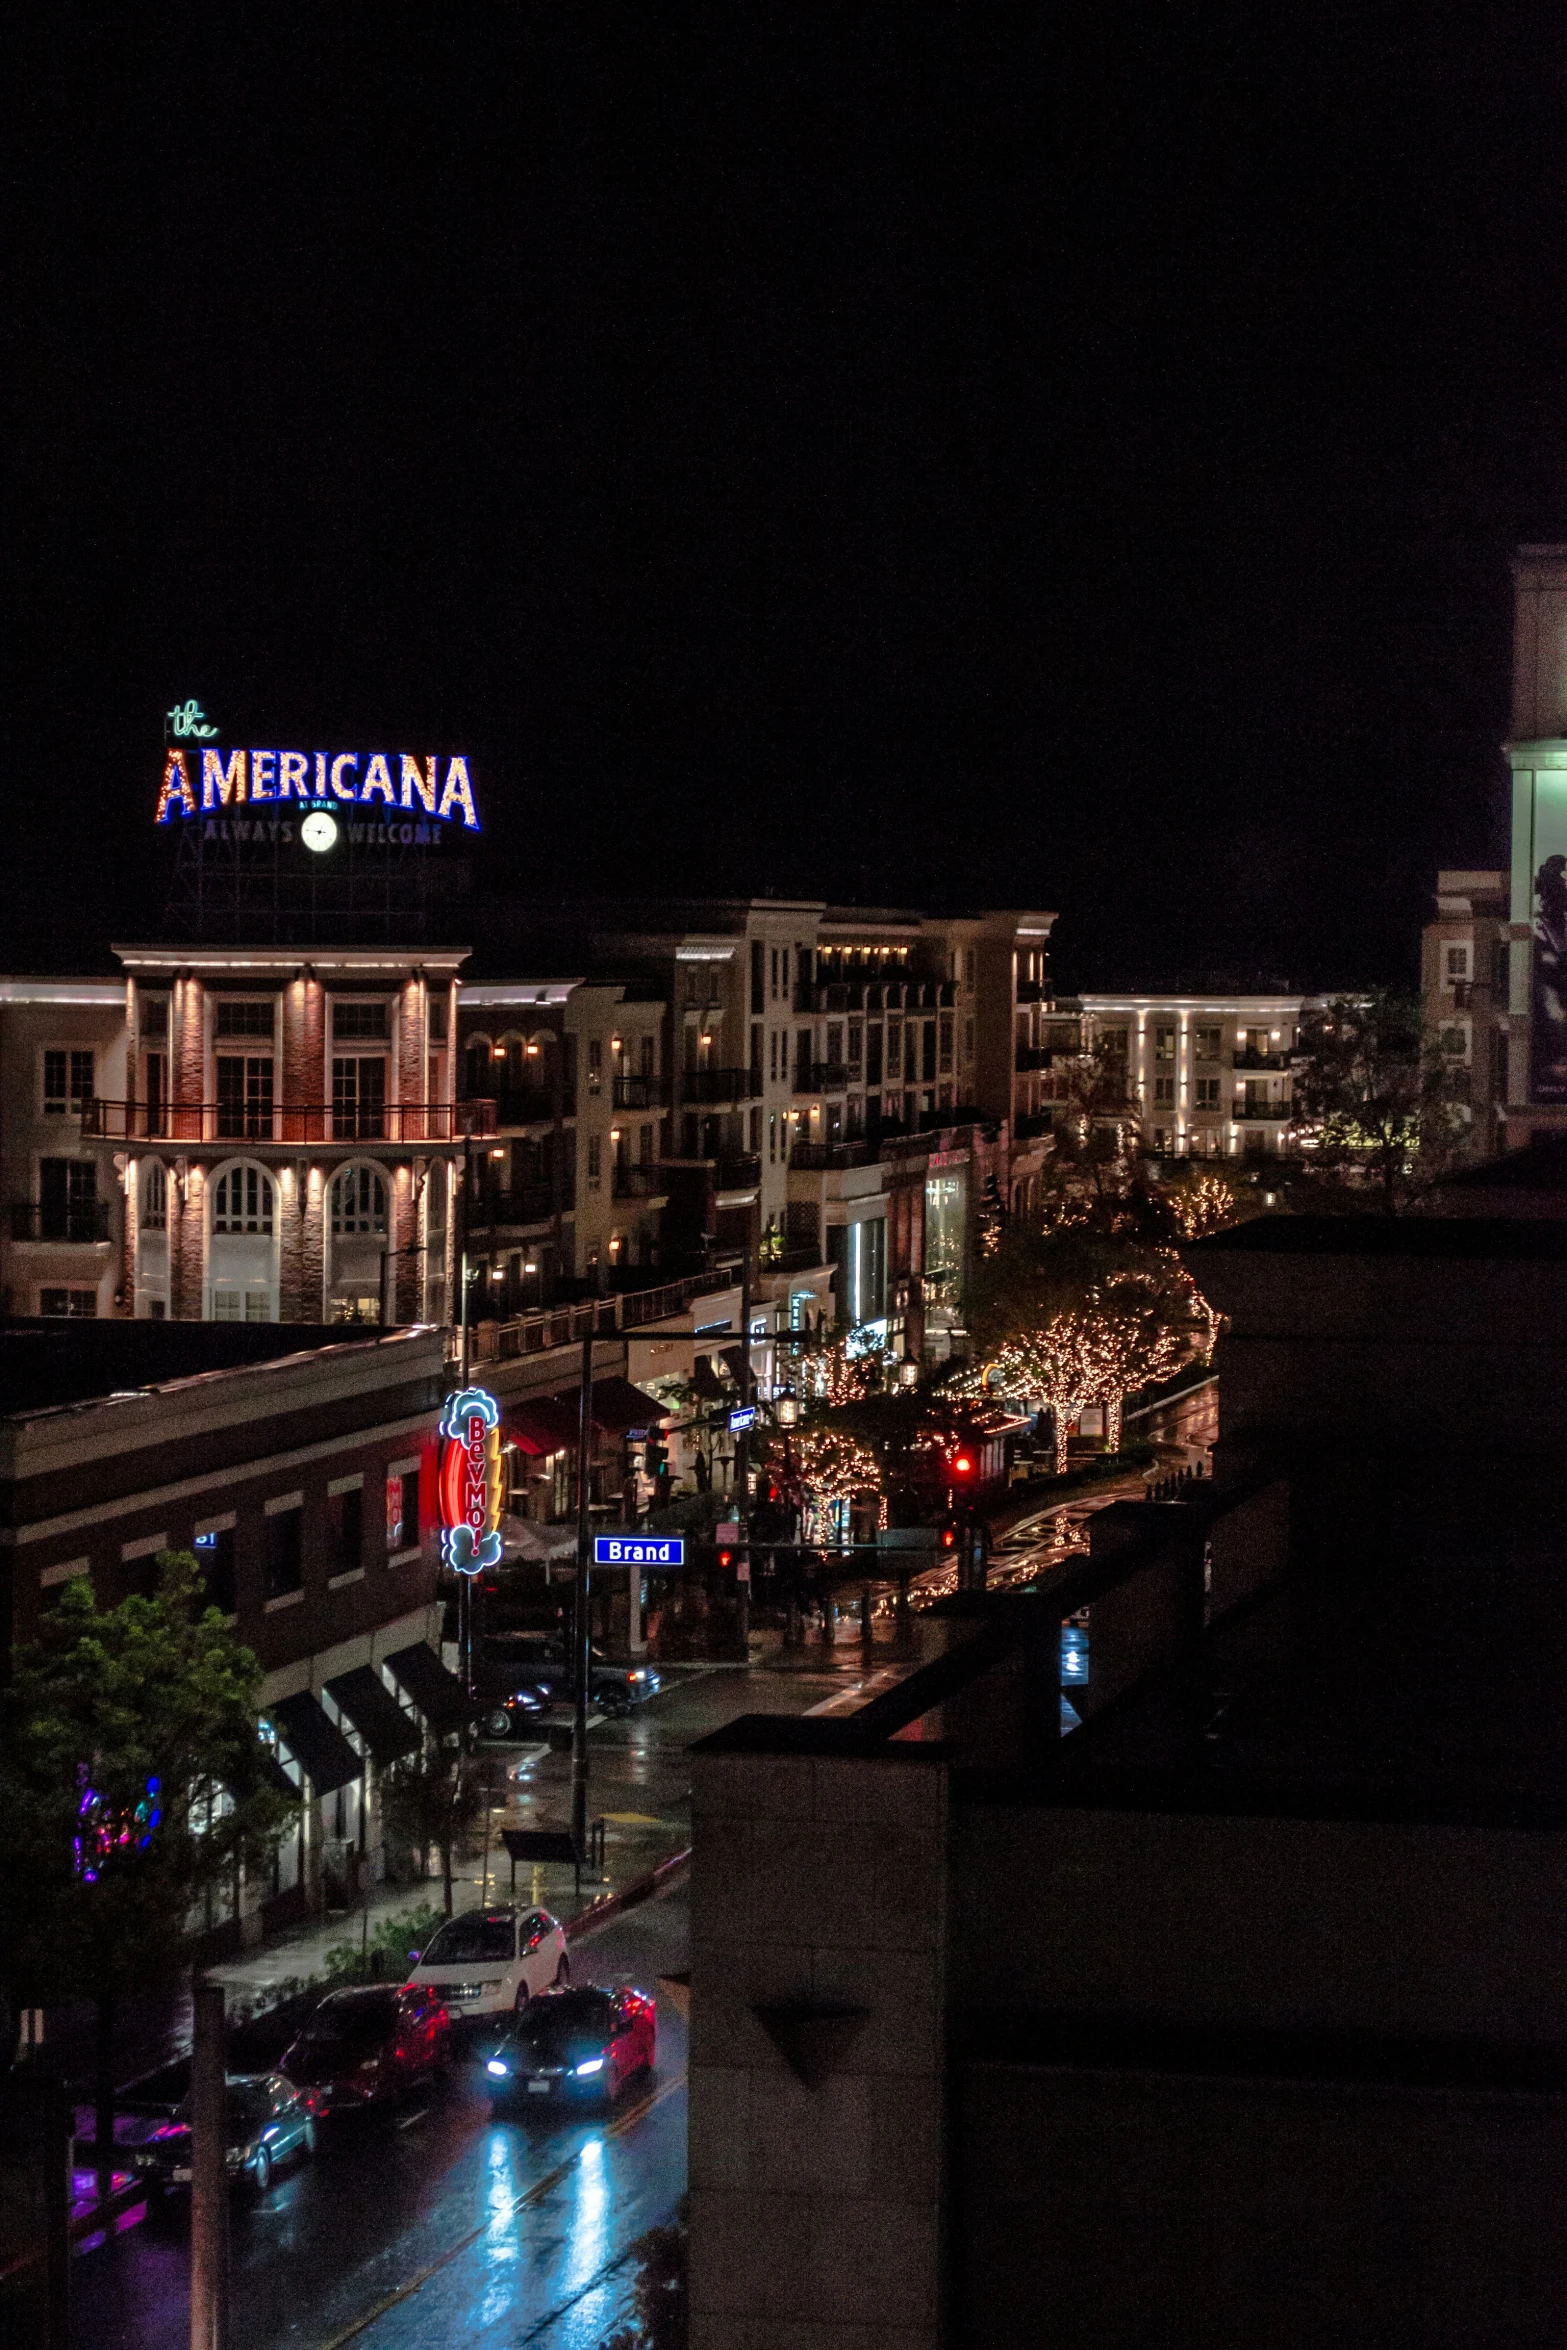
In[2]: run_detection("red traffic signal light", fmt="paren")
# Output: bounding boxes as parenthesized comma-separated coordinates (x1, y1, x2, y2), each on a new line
(950, 1451, 975, 1479)
(940, 1525, 958, 1549)
(717, 1547, 734, 1570)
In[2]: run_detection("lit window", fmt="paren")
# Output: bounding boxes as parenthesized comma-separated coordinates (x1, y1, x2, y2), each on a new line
(140, 1160, 168, 1231)
(212, 1164, 274, 1235)
(331, 1164, 388, 1235)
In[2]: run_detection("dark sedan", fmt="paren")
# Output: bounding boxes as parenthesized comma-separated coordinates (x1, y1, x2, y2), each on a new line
(131, 2073, 315, 2203)
(280, 1983, 450, 2112)
(481, 1984, 656, 2108)
(480, 1632, 662, 1724)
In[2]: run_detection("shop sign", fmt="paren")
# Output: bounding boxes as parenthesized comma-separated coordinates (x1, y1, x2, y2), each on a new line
(592, 1535, 686, 1567)
(155, 745, 482, 831)
(438, 1387, 503, 1575)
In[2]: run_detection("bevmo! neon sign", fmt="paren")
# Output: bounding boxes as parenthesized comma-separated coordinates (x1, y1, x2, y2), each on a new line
(437, 1387, 504, 1575)
(156, 746, 481, 831)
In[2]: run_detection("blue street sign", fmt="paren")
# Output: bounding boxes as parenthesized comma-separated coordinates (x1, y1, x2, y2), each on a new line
(592, 1535, 686, 1568)
(728, 1404, 756, 1432)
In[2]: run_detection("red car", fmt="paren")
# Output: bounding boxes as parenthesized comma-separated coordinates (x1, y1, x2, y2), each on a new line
(281, 1984, 450, 2112)
(482, 1984, 656, 2108)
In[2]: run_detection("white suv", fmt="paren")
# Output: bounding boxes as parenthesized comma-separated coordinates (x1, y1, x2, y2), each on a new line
(405, 1906, 569, 2023)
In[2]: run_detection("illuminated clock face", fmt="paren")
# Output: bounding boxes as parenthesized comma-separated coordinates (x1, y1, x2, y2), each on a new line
(300, 810, 338, 853)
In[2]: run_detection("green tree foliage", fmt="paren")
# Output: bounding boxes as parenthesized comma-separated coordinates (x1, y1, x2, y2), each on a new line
(1293, 992, 1470, 1213)
(600, 2199, 688, 2350)
(378, 1738, 482, 1916)
(0, 1552, 293, 2189)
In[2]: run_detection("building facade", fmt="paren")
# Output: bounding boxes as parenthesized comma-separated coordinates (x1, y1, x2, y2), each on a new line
(0, 1321, 457, 1935)
(1072, 993, 1311, 1157)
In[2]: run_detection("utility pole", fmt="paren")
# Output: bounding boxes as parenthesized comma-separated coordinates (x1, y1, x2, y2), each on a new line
(571, 1324, 594, 1859)
(189, 1978, 229, 2350)
(734, 1252, 753, 1646)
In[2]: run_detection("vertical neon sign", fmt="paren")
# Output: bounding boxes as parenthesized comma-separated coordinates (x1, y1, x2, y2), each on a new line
(437, 1387, 503, 1574)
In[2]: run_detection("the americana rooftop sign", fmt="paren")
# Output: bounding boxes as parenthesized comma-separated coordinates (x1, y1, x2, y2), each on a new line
(156, 732, 481, 833)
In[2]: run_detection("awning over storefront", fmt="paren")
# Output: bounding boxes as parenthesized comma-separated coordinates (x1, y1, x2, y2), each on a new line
(580, 1375, 666, 1434)
(324, 1666, 423, 1764)
(508, 1379, 666, 1450)
(251, 1744, 301, 1802)
(268, 1692, 362, 1796)
(384, 1640, 470, 1734)
(508, 1395, 586, 1455)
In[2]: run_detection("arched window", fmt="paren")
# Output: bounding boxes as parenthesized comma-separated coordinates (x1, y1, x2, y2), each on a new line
(140, 1159, 168, 1232)
(212, 1163, 274, 1235)
(331, 1164, 387, 1236)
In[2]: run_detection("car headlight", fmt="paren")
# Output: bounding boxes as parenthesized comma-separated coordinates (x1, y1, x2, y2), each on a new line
(573, 2057, 604, 2077)
(485, 2059, 509, 2078)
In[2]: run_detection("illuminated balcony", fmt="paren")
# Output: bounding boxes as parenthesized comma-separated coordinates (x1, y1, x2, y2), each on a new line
(83, 1098, 496, 1145)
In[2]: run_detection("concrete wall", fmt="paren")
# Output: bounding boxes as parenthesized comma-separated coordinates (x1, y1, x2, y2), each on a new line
(951, 1806, 1567, 2044)
(955, 2059, 1567, 2350)
(688, 1746, 949, 2350)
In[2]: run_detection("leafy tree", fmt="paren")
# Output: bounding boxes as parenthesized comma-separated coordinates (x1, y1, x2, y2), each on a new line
(600, 2199, 688, 2350)
(966, 1223, 1216, 1468)
(378, 1738, 483, 1916)
(1293, 992, 1470, 1213)
(0, 1553, 293, 2199)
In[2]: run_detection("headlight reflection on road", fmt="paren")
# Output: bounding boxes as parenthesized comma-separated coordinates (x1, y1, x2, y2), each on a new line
(563, 2136, 609, 2292)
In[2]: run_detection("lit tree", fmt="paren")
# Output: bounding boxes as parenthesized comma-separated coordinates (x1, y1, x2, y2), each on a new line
(966, 1261, 1217, 1468)
(789, 1426, 885, 1543)
(1166, 1167, 1239, 1239)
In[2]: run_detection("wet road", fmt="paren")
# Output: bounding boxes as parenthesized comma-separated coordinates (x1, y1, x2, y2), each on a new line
(71, 1885, 691, 2350)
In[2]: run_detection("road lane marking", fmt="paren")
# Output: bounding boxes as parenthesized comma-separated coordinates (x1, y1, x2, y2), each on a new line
(309, 2074, 685, 2350)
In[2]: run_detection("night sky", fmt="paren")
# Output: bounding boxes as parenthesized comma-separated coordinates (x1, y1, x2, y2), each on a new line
(7, 11, 1566, 988)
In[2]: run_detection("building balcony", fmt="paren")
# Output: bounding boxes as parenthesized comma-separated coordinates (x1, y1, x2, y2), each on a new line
(1015, 1044, 1053, 1073)
(491, 1087, 564, 1126)
(469, 1182, 568, 1228)
(1231, 1099, 1293, 1120)
(1014, 978, 1046, 1004)
(9, 1200, 112, 1243)
(1232, 1050, 1291, 1071)
(612, 1164, 667, 1200)
(715, 1152, 762, 1192)
(789, 1141, 872, 1172)
(681, 1067, 761, 1105)
(83, 1099, 497, 1145)
(612, 1072, 669, 1109)
(794, 1062, 849, 1094)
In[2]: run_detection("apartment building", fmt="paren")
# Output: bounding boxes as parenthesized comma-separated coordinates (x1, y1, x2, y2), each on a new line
(1419, 872, 1510, 1160)
(1073, 994, 1310, 1157)
(0, 1318, 457, 1932)
(0, 944, 486, 1326)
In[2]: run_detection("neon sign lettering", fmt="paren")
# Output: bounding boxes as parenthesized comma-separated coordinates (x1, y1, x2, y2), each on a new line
(167, 699, 219, 739)
(437, 1386, 503, 1575)
(155, 746, 481, 829)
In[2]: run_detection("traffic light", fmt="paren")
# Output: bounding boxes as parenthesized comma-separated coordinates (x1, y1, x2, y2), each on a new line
(949, 1448, 977, 1483)
(939, 1521, 958, 1551)
(644, 1432, 668, 1475)
(717, 1546, 735, 1571)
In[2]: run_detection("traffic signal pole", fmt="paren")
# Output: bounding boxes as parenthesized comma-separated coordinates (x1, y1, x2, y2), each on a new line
(734, 1255, 752, 1647)
(571, 1326, 594, 1860)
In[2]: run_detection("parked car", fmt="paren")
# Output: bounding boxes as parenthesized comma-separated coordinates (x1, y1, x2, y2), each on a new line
(481, 1983, 655, 2108)
(131, 2073, 315, 2202)
(405, 1904, 569, 2025)
(280, 1984, 450, 2111)
(480, 1632, 663, 1720)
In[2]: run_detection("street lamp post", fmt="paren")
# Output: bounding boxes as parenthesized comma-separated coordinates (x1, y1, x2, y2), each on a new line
(571, 1326, 594, 1861)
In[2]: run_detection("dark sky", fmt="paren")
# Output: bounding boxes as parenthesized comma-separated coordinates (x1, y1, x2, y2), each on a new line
(6, 10, 1566, 988)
